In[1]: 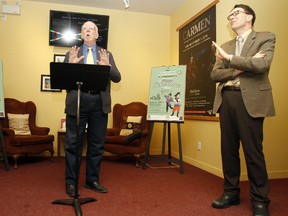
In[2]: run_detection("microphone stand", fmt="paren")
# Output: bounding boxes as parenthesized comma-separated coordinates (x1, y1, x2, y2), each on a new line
(52, 82, 96, 216)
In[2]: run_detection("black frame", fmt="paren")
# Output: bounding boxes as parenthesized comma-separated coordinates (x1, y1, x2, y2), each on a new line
(41, 74, 62, 92)
(49, 10, 109, 48)
(54, 54, 65, 63)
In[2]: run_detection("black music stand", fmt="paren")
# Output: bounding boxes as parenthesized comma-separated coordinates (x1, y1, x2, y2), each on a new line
(50, 62, 110, 216)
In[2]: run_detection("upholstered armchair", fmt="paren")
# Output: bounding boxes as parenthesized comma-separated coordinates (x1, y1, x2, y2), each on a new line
(105, 102, 150, 167)
(0, 98, 54, 168)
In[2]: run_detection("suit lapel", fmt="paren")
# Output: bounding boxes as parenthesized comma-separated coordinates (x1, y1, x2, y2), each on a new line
(241, 30, 256, 56)
(96, 45, 100, 62)
(226, 40, 237, 55)
(78, 46, 84, 64)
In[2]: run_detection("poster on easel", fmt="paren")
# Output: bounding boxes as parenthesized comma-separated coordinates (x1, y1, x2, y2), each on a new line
(0, 60, 5, 118)
(147, 65, 186, 122)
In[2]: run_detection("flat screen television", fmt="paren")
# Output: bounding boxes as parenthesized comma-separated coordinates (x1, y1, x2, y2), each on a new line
(49, 10, 109, 48)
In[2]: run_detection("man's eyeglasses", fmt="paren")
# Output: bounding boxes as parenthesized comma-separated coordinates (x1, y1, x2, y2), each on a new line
(227, 10, 249, 20)
(81, 27, 96, 31)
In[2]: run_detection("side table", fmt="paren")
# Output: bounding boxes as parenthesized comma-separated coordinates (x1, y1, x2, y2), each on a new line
(57, 130, 66, 157)
(57, 130, 88, 156)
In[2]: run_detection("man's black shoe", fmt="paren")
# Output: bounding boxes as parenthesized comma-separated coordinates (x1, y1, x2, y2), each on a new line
(253, 204, 270, 216)
(85, 182, 108, 193)
(66, 184, 80, 197)
(212, 193, 240, 209)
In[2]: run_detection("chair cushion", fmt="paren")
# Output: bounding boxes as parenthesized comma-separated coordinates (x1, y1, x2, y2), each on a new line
(120, 116, 142, 136)
(105, 136, 127, 144)
(106, 115, 143, 145)
(7, 113, 31, 135)
(11, 135, 54, 146)
(105, 131, 141, 145)
(125, 131, 141, 144)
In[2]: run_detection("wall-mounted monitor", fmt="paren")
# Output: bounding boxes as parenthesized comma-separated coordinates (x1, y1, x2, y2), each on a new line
(49, 10, 109, 48)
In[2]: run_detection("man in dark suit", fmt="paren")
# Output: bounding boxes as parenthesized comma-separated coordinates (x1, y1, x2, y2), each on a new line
(63, 21, 121, 196)
(210, 4, 275, 216)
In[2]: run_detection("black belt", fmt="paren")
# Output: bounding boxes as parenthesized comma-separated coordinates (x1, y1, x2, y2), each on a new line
(82, 90, 100, 95)
(223, 86, 241, 91)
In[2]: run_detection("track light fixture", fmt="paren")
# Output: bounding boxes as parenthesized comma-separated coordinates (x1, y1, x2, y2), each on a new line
(123, 0, 129, 9)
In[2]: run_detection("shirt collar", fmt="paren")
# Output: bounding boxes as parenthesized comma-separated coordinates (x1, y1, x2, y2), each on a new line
(238, 29, 252, 42)
(83, 44, 97, 53)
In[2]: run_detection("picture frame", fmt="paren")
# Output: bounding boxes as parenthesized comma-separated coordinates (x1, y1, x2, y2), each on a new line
(41, 74, 61, 92)
(60, 117, 66, 131)
(54, 54, 65, 63)
(49, 10, 109, 49)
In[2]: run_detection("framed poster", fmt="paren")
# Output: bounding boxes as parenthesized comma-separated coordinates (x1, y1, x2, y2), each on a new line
(177, 0, 219, 121)
(147, 65, 186, 122)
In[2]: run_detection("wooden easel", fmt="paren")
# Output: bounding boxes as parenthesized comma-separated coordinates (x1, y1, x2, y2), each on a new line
(142, 121, 184, 174)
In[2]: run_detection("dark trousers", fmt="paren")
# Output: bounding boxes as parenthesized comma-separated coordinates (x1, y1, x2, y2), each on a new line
(219, 90, 270, 205)
(64, 93, 108, 185)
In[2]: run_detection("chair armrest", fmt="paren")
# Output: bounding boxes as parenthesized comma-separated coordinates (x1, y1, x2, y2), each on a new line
(30, 126, 50, 135)
(1, 127, 16, 137)
(106, 128, 120, 136)
(141, 130, 149, 137)
(125, 131, 142, 144)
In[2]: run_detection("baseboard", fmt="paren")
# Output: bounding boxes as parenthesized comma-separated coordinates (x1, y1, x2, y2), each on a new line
(182, 155, 224, 178)
(267, 171, 288, 179)
(170, 151, 288, 180)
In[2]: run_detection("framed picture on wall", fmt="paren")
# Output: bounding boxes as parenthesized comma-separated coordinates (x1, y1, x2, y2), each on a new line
(41, 74, 61, 92)
(49, 10, 109, 49)
(54, 54, 65, 63)
(60, 117, 66, 131)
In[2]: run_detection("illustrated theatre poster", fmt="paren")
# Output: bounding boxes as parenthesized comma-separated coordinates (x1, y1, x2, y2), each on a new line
(147, 65, 186, 122)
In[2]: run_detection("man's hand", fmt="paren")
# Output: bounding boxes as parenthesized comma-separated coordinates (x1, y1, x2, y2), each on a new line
(212, 41, 233, 62)
(253, 50, 266, 58)
(97, 49, 110, 65)
(233, 69, 244, 76)
(69, 46, 84, 63)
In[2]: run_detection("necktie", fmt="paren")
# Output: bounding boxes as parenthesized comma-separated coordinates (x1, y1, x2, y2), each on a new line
(235, 36, 244, 56)
(86, 47, 94, 64)
(226, 36, 244, 87)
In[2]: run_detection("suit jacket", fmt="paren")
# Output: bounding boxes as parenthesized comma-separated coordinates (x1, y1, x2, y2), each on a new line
(211, 30, 276, 118)
(63, 45, 121, 115)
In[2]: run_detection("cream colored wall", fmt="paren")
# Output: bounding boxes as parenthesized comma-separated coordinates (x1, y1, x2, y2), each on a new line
(0, 1, 169, 155)
(170, 0, 288, 179)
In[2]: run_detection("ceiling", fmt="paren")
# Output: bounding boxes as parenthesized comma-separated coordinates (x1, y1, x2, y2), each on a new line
(23, 0, 186, 15)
